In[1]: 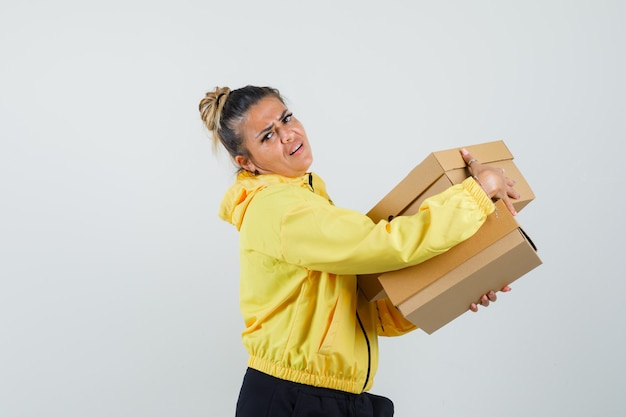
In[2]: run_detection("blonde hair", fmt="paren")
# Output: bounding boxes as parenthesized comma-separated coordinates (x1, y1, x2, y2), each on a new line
(198, 86, 231, 151)
(198, 85, 283, 162)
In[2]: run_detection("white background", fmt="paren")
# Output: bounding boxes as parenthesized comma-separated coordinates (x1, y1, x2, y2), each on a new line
(1, 1, 624, 416)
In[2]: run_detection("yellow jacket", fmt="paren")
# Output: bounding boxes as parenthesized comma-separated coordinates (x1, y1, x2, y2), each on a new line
(219, 171, 494, 394)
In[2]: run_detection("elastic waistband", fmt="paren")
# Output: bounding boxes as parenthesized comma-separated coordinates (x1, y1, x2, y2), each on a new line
(248, 354, 362, 394)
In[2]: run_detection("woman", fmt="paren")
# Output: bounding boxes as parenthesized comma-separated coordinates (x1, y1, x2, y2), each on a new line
(199, 85, 518, 417)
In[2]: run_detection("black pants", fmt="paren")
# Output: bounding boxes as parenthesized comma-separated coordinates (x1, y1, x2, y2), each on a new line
(236, 368, 394, 417)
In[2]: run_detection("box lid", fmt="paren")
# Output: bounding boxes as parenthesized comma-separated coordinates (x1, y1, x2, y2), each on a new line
(432, 140, 514, 171)
(365, 140, 532, 223)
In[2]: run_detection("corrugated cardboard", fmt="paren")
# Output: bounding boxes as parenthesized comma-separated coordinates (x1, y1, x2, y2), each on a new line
(357, 140, 541, 333)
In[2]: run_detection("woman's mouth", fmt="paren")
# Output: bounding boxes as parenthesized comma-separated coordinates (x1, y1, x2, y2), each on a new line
(289, 143, 303, 155)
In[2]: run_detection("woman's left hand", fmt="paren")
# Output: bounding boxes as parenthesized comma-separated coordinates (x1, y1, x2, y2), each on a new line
(470, 286, 511, 312)
(461, 148, 520, 216)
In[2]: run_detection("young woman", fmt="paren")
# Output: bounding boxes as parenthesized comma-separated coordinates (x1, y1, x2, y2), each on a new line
(199, 85, 518, 417)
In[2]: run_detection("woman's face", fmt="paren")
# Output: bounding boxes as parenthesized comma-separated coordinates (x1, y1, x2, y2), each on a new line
(236, 96, 313, 178)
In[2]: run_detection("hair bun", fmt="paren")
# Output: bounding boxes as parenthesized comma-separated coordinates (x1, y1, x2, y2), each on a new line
(199, 86, 231, 132)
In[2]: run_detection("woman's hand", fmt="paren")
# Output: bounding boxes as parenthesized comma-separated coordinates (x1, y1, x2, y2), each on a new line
(470, 286, 512, 312)
(460, 148, 520, 216)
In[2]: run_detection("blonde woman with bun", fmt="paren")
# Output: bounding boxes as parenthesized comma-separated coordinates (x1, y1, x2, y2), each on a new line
(199, 85, 518, 417)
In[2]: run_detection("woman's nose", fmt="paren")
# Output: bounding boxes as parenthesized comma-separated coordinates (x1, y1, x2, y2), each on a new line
(279, 129, 293, 143)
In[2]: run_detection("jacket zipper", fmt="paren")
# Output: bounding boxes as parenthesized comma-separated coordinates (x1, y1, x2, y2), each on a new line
(356, 310, 371, 392)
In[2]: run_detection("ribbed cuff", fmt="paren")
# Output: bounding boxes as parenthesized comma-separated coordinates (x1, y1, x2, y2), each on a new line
(462, 177, 495, 216)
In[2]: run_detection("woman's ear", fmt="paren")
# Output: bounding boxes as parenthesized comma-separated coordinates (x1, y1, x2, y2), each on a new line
(235, 155, 257, 173)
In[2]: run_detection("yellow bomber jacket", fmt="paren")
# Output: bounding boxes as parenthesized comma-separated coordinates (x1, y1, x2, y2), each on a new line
(219, 171, 494, 394)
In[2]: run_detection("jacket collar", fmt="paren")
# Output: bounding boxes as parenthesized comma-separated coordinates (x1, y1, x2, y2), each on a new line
(219, 171, 329, 230)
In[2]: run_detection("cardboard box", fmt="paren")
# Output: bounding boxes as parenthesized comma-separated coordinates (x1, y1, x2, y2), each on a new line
(357, 141, 542, 333)
(365, 140, 534, 225)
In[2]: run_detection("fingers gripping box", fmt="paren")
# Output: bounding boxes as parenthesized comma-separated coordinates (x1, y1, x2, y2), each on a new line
(357, 140, 542, 334)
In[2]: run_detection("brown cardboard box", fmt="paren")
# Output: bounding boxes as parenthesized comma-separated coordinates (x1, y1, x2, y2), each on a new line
(379, 200, 541, 333)
(357, 141, 542, 333)
(366, 140, 534, 225)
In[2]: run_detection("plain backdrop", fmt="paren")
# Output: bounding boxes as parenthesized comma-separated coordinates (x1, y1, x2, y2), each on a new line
(1, 1, 625, 416)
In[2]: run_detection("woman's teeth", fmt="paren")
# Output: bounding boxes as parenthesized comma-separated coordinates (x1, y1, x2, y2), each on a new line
(290, 144, 302, 155)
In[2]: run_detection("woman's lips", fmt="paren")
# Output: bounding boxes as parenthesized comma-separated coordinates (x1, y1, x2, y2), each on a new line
(290, 143, 303, 155)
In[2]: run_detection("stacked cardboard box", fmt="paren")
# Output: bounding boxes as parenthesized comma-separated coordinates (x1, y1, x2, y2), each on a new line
(358, 140, 542, 334)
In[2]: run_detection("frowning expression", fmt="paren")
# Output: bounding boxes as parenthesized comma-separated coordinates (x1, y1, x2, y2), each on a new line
(236, 96, 313, 178)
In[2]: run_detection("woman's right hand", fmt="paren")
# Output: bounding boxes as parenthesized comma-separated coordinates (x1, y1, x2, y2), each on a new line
(460, 148, 520, 216)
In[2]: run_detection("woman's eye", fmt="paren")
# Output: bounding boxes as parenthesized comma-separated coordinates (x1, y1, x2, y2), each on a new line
(263, 132, 274, 141)
(283, 113, 293, 123)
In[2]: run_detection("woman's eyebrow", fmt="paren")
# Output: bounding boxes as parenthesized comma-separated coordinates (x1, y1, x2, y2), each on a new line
(256, 109, 289, 139)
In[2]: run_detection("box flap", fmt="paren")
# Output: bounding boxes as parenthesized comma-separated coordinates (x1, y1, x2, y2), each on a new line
(433, 140, 514, 171)
(366, 154, 444, 223)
